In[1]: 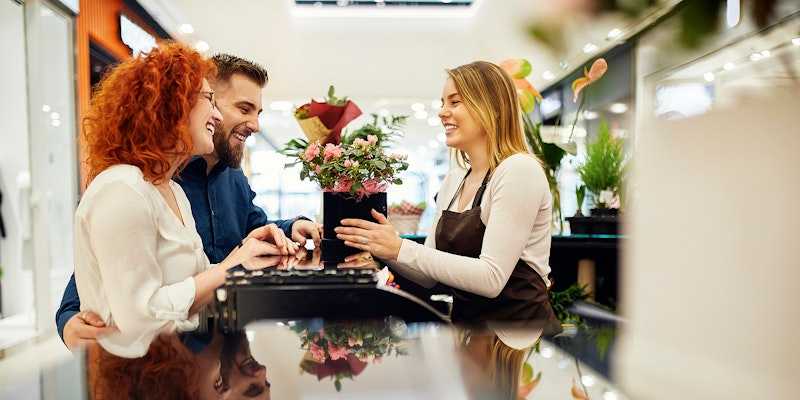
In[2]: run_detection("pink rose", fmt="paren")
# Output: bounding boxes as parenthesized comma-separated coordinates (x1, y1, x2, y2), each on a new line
(367, 135, 378, 145)
(363, 179, 386, 194)
(310, 343, 326, 362)
(332, 178, 353, 193)
(356, 179, 387, 199)
(315, 165, 322, 174)
(304, 143, 321, 160)
(327, 343, 348, 361)
(344, 159, 353, 168)
(323, 143, 343, 161)
(354, 138, 369, 148)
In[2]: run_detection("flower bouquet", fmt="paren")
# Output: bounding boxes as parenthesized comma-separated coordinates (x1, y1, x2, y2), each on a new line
(283, 89, 409, 261)
(388, 201, 426, 235)
(294, 85, 363, 145)
(292, 320, 407, 392)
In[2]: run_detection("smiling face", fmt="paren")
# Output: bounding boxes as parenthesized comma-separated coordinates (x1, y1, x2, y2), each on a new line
(188, 78, 223, 156)
(210, 73, 263, 168)
(438, 77, 486, 152)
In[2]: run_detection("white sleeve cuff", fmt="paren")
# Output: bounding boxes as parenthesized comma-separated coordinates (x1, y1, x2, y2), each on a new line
(151, 276, 196, 321)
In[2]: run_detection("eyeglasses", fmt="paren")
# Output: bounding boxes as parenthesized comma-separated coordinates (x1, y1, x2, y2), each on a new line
(199, 90, 217, 109)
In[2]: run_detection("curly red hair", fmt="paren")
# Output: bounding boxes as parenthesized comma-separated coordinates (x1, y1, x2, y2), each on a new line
(87, 334, 203, 399)
(83, 41, 216, 184)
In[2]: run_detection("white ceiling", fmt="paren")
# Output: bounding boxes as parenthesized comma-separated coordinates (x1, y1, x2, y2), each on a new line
(147, 0, 637, 101)
(139, 0, 651, 148)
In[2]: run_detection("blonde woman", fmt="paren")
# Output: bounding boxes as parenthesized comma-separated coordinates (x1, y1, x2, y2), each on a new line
(336, 61, 560, 329)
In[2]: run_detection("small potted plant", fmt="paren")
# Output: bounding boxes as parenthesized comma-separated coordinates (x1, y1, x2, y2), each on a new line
(388, 201, 426, 235)
(572, 121, 625, 234)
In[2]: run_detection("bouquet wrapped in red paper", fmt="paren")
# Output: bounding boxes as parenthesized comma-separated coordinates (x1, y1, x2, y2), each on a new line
(294, 85, 363, 145)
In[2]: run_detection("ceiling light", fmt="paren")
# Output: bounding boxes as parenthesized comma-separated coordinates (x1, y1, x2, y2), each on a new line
(607, 28, 623, 39)
(50, 112, 60, 120)
(269, 101, 293, 111)
(411, 103, 425, 112)
(540, 346, 554, 358)
(542, 71, 555, 81)
(582, 43, 598, 54)
(609, 103, 628, 114)
(704, 72, 715, 82)
(723, 62, 736, 71)
(415, 111, 428, 119)
(581, 375, 596, 387)
(431, 99, 443, 109)
(427, 117, 440, 126)
(749, 52, 763, 62)
(194, 40, 209, 52)
(760, 50, 771, 58)
(583, 110, 599, 120)
(51, 119, 61, 127)
(42, 104, 51, 112)
(793, 38, 800, 46)
(179, 24, 194, 34)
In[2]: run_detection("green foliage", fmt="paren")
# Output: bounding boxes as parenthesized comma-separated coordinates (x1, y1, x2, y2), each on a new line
(576, 185, 587, 212)
(522, 113, 565, 228)
(549, 284, 590, 325)
(325, 85, 349, 106)
(577, 120, 625, 204)
(341, 113, 408, 148)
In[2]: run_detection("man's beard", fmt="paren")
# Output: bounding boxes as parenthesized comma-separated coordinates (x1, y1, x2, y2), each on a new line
(213, 122, 246, 168)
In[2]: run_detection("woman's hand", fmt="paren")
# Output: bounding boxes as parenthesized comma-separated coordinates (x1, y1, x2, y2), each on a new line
(246, 223, 300, 255)
(221, 237, 284, 270)
(335, 209, 402, 262)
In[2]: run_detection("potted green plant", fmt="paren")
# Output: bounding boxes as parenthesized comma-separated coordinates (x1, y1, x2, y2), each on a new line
(570, 120, 625, 234)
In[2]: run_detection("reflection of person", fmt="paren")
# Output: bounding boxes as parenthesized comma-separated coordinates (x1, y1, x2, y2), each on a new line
(87, 334, 227, 400)
(70, 43, 284, 357)
(220, 332, 271, 400)
(57, 53, 323, 351)
(459, 328, 537, 400)
(336, 61, 560, 327)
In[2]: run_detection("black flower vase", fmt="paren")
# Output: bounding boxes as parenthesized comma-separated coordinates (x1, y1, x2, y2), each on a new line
(321, 192, 388, 262)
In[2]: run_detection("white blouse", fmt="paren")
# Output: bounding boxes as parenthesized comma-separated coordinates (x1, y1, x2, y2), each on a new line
(74, 164, 210, 358)
(389, 154, 552, 298)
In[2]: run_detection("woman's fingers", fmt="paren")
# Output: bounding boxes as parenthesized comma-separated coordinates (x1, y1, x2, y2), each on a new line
(343, 241, 370, 252)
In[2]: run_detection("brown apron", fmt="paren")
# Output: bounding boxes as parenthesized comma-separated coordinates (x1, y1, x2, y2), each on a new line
(435, 169, 562, 335)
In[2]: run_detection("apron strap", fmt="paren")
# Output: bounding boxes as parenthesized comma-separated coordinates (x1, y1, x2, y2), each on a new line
(471, 171, 492, 209)
(445, 168, 492, 211)
(445, 168, 472, 211)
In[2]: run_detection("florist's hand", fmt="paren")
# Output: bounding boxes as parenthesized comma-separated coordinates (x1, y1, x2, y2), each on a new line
(291, 219, 322, 248)
(63, 310, 118, 351)
(246, 223, 298, 255)
(339, 251, 378, 270)
(335, 209, 402, 262)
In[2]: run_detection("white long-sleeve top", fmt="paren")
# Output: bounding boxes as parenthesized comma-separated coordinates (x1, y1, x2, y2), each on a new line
(74, 164, 211, 358)
(389, 154, 552, 298)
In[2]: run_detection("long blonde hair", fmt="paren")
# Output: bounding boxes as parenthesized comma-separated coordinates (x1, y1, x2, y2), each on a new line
(446, 61, 530, 170)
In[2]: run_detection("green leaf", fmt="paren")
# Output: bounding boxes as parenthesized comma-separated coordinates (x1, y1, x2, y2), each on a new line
(522, 362, 534, 384)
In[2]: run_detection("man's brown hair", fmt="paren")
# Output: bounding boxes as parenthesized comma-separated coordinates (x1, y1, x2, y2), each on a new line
(211, 53, 269, 87)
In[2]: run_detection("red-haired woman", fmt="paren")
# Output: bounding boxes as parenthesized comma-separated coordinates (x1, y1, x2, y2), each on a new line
(74, 42, 276, 358)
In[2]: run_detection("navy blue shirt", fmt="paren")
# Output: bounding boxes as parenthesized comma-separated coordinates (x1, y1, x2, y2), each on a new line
(55, 158, 299, 341)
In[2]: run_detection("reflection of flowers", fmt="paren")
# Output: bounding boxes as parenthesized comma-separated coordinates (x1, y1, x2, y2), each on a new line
(293, 320, 407, 392)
